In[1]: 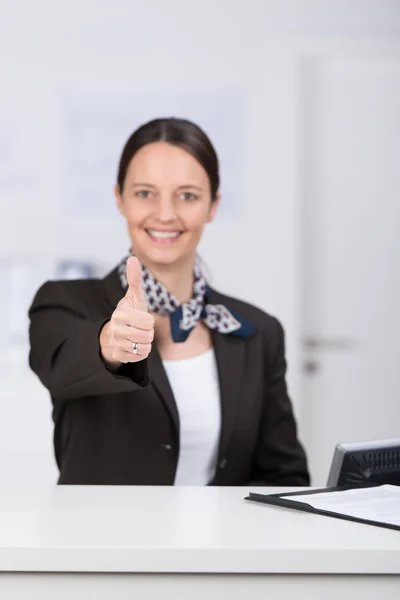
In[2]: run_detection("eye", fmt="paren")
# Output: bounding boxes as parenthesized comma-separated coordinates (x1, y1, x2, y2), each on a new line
(136, 190, 152, 199)
(180, 191, 198, 201)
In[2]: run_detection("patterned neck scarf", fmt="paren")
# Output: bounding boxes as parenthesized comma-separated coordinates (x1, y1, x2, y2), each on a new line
(117, 254, 255, 343)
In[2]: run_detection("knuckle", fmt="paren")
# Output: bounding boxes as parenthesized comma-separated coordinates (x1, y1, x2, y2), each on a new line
(109, 329, 118, 343)
(145, 331, 153, 344)
(112, 309, 124, 324)
(144, 317, 154, 330)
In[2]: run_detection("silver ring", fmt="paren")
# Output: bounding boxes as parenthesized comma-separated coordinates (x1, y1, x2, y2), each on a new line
(132, 342, 138, 355)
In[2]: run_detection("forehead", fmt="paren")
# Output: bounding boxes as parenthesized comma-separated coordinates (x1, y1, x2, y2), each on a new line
(126, 142, 208, 185)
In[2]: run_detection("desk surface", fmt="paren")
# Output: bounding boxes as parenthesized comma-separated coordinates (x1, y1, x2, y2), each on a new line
(0, 486, 399, 574)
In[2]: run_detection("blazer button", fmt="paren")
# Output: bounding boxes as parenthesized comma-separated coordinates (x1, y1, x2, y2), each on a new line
(219, 458, 228, 469)
(160, 444, 172, 450)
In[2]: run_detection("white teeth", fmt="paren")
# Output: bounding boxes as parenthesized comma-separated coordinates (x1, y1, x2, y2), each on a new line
(148, 230, 180, 239)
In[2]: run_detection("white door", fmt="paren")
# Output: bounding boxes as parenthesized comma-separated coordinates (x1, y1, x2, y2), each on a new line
(300, 54, 400, 485)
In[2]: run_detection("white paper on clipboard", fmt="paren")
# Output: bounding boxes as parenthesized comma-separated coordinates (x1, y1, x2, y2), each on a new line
(282, 485, 400, 528)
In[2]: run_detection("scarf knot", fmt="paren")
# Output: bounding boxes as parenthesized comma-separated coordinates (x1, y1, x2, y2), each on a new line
(118, 255, 255, 343)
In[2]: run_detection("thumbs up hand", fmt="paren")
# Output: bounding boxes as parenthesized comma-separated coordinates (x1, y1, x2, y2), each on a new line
(125, 255, 148, 312)
(99, 257, 155, 369)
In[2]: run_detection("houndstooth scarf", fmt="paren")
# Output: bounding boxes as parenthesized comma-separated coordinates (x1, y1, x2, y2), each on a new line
(117, 254, 254, 343)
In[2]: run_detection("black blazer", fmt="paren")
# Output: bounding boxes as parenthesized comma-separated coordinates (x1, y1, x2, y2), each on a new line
(28, 266, 309, 486)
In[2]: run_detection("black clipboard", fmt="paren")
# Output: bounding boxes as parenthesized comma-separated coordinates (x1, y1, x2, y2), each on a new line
(245, 485, 400, 532)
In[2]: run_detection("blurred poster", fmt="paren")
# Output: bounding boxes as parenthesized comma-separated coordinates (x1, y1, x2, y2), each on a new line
(0, 117, 42, 194)
(0, 259, 50, 369)
(0, 258, 96, 369)
(57, 87, 246, 220)
(56, 260, 95, 280)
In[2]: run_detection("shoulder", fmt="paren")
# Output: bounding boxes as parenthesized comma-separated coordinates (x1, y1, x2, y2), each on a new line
(29, 277, 107, 316)
(33, 277, 104, 301)
(29, 266, 124, 319)
(208, 287, 284, 341)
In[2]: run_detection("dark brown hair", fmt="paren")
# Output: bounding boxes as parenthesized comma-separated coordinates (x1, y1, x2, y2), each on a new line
(117, 118, 220, 200)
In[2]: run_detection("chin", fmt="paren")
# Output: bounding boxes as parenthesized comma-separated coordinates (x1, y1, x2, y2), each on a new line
(136, 245, 187, 269)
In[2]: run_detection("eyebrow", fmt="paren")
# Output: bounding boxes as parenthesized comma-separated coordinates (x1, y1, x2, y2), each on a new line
(130, 183, 156, 189)
(130, 183, 204, 191)
(177, 185, 203, 191)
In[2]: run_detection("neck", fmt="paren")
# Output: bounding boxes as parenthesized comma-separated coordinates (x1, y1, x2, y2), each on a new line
(139, 255, 196, 303)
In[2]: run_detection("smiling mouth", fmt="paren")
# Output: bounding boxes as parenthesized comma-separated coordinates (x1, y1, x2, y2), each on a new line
(145, 229, 183, 243)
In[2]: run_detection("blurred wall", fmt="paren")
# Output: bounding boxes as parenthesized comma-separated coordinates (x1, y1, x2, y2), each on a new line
(0, 0, 399, 484)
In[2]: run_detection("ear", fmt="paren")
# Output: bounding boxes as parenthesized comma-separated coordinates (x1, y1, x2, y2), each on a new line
(115, 184, 125, 217)
(206, 192, 221, 223)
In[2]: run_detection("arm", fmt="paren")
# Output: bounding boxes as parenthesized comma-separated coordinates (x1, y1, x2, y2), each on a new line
(249, 318, 310, 486)
(28, 281, 150, 400)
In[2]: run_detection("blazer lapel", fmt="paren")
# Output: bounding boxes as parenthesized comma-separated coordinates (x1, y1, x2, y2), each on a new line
(212, 329, 247, 462)
(207, 285, 249, 463)
(148, 346, 180, 434)
(102, 266, 180, 434)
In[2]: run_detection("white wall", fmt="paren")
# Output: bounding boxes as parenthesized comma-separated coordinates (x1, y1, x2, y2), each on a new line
(0, 0, 399, 484)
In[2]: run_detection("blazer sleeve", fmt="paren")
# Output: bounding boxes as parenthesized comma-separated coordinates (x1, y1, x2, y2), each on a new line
(249, 318, 310, 486)
(28, 280, 150, 400)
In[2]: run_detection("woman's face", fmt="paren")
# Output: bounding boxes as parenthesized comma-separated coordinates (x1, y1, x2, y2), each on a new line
(116, 142, 219, 269)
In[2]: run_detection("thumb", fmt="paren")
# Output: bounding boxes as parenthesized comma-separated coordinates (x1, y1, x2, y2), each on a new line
(125, 256, 147, 312)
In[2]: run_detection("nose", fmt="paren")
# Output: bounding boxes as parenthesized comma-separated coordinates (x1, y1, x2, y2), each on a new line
(155, 194, 178, 222)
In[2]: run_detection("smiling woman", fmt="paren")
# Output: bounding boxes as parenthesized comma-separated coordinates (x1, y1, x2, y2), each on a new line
(28, 117, 309, 487)
(116, 136, 219, 273)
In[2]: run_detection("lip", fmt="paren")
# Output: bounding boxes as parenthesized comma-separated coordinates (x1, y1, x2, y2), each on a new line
(146, 229, 182, 233)
(145, 228, 183, 244)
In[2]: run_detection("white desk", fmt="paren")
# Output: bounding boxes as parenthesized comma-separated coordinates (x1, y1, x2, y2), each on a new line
(0, 486, 399, 599)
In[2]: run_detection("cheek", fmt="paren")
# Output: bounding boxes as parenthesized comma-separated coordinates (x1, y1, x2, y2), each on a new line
(183, 204, 212, 230)
(124, 203, 149, 227)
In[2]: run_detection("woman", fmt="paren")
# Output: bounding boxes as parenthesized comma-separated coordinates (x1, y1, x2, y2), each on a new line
(29, 117, 309, 486)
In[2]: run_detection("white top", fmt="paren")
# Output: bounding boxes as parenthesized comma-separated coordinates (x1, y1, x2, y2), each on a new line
(0, 486, 400, 574)
(163, 349, 221, 486)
